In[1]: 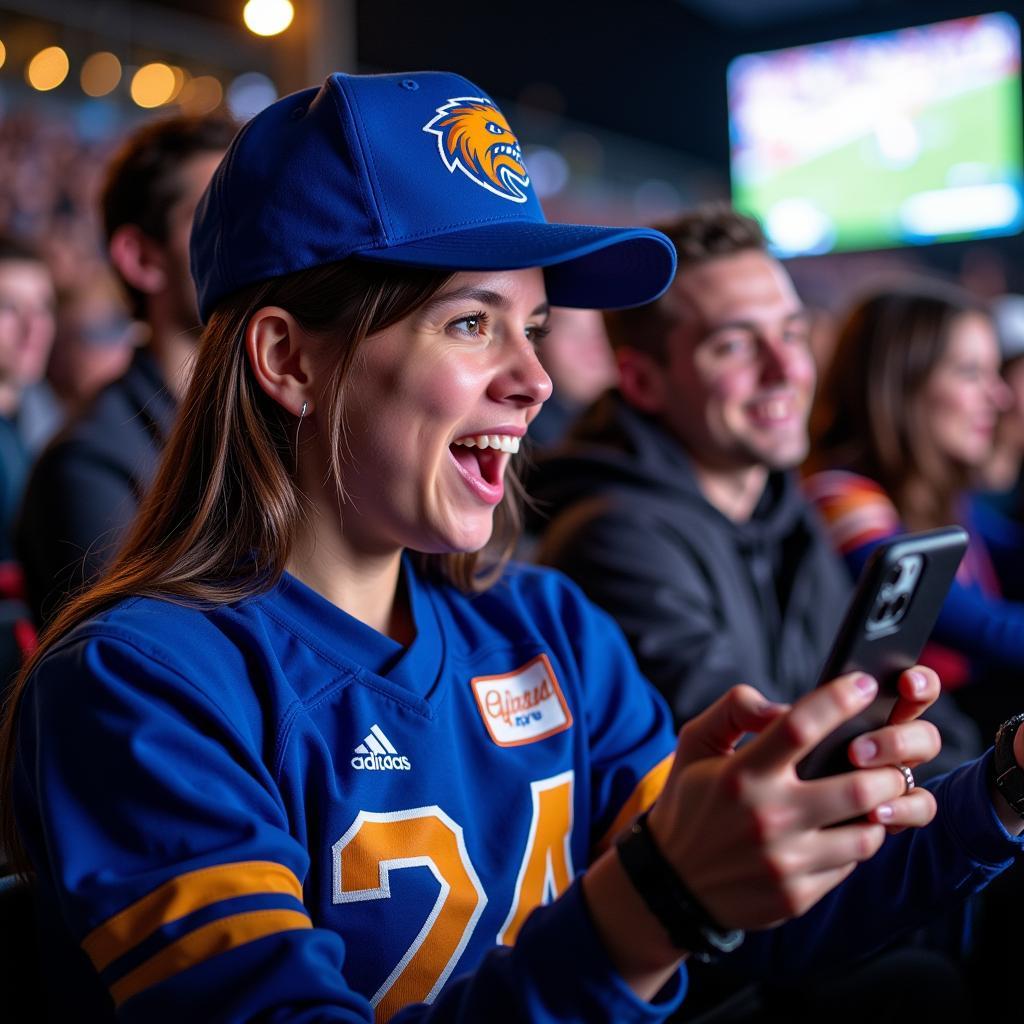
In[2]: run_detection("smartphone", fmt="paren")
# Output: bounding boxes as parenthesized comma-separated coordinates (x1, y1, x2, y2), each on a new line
(795, 526, 968, 781)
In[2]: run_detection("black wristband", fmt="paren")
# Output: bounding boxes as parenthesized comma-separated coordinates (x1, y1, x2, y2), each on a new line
(615, 810, 744, 962)
(992, 712, 1024, 819)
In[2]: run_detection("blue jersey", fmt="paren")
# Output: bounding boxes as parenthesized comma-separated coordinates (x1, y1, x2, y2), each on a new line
(14, 562, 1024, 1022)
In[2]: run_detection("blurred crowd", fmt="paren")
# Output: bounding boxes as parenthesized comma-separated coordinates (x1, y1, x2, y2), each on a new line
(3, 89, 1024, 1020)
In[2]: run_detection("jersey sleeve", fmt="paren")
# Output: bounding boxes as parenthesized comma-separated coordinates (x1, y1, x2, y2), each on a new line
(16, 626, 686, 1024)
(732, 750, 1024, 978)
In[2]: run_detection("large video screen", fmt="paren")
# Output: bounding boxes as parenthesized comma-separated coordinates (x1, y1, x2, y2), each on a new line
(728, 13, 1024, 256)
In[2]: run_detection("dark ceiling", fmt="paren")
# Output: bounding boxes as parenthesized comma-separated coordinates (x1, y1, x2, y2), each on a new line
(113, 0, 1024, 171)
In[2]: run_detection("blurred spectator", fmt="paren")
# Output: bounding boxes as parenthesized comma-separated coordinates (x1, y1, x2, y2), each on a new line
(530, 204, 977, 775)
(0, 235, 56, 558)
(47, 267, 139, 416)
(16, 115, 235, 626)
(807, 281, 1024, 734)
(527, 306, 616, 449)
(976, 295, 1024, 498)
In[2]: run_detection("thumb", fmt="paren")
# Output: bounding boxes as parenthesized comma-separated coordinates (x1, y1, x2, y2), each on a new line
(676, 684, 789, 766)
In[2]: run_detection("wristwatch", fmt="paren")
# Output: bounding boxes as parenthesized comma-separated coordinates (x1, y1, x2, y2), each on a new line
(615, 810, 744, 962)
(992, 711, 1024, 819)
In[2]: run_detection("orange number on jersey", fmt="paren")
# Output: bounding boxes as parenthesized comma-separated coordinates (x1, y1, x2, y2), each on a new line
(332, 807, 486, 1023)
(497, 771, 574, 946)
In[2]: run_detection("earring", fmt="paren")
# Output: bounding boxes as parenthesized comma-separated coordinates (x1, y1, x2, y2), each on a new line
(294, 400, 308, 473)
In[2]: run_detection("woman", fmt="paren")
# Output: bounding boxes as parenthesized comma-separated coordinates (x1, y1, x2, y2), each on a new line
(807, 282, 1024, 729)
(1, 73, 1021, 1023)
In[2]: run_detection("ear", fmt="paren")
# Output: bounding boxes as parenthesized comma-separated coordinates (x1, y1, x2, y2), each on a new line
(616, 346, 669, 415)
(108, 224, 168, 296)
(245, 306, 316, 417)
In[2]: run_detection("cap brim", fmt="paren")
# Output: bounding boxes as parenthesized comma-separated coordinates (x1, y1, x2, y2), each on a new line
(354, 222, 677, 310)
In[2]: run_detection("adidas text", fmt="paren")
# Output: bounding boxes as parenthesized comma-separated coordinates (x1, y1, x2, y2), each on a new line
(351, 753, 412, 771)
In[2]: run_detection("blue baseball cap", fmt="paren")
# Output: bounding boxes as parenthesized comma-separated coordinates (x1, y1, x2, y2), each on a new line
(191, 71, 677, 323)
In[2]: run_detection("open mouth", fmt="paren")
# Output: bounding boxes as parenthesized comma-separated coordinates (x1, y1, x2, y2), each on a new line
(449, 434, 520, 504)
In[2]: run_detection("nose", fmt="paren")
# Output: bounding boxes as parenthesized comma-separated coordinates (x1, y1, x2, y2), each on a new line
(992, 373, 1015, 413)
(489, 335, 553, 408)
(759, 334, 797, 384)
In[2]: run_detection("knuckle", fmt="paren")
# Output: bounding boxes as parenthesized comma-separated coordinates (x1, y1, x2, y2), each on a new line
(780, 713, 816, 750)
(761, 846, 797, 883)
(749, 804, 786, 844)
(847, 774, 876, 810)
(855, 825, 885, 860)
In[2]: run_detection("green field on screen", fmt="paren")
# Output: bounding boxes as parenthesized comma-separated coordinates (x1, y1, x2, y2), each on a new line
(733, 76, 1023, 250)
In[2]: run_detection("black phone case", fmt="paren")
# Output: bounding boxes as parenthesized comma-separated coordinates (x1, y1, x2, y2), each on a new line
(795, 526, 968, 780)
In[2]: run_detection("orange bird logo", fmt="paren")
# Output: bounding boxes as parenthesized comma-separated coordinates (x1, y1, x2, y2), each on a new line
(423, 97, 530, 203)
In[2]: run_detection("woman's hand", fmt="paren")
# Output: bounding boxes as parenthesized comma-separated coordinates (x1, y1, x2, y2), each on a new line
(647, 669, 941, 933)
(845, 667, 941, 833)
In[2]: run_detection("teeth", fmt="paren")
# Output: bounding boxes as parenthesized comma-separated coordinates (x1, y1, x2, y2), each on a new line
(453, 434, 521, 453)
(753, 398, 790, 420)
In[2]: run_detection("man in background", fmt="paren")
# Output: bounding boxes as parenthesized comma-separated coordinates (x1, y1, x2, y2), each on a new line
(16, 115, 235, 625)
(0, 236, 56, 560)
(532, 203, 978, 774)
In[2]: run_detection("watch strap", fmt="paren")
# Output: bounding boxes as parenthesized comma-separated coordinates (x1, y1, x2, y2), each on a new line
(615, 810, 744, 962)
(993, 712, 1024, 818)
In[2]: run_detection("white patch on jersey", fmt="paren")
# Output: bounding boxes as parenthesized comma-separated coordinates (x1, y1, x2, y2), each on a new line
(470, 654, 573, 747)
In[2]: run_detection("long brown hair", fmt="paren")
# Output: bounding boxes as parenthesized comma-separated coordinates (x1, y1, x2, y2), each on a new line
(809, 280, 989, 530)
(0, 258, 525, 869)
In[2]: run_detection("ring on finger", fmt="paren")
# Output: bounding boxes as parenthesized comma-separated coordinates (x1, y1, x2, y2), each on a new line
(897, 764, 915, 795)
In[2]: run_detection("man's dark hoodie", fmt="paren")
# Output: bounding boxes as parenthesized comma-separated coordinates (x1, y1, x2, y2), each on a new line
(532, 389, 848, 720)
(530, 390, 980, 774)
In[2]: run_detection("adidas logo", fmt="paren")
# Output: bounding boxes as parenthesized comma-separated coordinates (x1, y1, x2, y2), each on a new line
(351, 724, 412, 771)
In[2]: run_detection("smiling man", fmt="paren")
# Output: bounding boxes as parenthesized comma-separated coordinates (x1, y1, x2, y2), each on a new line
(531, 205, 977, 776)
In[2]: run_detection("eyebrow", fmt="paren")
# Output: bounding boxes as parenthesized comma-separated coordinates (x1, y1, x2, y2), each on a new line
(704, 309, 809, 334)
(423, 286, 549, 318)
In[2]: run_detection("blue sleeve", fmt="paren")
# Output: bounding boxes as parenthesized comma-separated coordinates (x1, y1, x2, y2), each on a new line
(730, 751, 1024, 977)
(16, 628, 685, 1023)
(969, 496, 1024, 602)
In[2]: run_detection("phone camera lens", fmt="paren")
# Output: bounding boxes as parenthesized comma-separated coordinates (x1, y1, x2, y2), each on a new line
(886, 564, 903, 587)
(890, 593, 908, 618)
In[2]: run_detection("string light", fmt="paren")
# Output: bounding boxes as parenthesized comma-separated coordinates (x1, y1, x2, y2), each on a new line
(178, 75, 223, 114)
(81, 52, 122, 97)
(130, 62, 176, 108)
(243, 0, 295, 37)
(26, 46, 70, 92)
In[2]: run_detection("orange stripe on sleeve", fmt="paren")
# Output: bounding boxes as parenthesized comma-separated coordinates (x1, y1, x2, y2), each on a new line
(109, 908, 312, 1007)
(595, 753, 673, 855)
(82, 860, 305, 972)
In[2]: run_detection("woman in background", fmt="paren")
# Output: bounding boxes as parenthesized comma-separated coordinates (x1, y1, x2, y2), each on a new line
(807, 281, 1024, 733)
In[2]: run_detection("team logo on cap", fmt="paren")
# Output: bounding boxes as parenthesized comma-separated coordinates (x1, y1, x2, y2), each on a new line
(423, 97, 530, 203)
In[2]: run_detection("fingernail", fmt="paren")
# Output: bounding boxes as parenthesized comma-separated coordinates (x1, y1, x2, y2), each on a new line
(756, 700, 789, 715)
(852, 737, 878, 763)
(909, 671, 927, 696)
(855, 674, 878, 697)
(876, 804, 894, 822)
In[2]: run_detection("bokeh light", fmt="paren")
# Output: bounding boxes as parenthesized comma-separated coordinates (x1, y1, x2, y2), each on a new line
(168, 66, 189, 103)
(131, 62, 176, 108)
(0, 40, 6, 71)
(226, 72, 278, 121)
(178, 75, 224, 115)
(81, 52, 122, 97)
(26, 46, 70, 92)
(243, 0, 295, 37)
